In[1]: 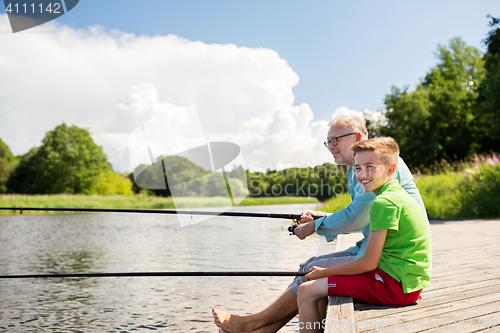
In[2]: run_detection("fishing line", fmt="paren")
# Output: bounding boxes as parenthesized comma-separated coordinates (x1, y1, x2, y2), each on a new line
(0, 271, 308, 279)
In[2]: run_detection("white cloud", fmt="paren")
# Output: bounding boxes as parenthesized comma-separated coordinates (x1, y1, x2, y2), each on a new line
(329, 106, 365, 122)
(0, 15, 335, 172)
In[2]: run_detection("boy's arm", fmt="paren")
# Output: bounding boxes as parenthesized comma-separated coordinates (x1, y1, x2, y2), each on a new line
(304, 229, 387, 280)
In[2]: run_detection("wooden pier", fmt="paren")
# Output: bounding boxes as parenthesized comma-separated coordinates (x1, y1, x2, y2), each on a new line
(326, 219, 500, 332)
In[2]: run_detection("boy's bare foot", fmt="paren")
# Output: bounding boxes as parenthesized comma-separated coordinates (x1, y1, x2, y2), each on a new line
(212, 308, 246, 333)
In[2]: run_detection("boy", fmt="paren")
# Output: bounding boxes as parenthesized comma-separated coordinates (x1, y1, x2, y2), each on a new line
(297, 137, 431, 332)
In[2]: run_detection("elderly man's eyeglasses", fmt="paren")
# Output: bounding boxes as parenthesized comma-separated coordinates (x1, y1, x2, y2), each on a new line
(323, 133, 356, 148)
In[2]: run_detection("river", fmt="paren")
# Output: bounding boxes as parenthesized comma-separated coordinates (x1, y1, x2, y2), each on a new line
(0, 203, 342, 332)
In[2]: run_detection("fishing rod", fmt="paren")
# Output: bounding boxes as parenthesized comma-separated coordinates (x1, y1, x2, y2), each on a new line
(0, 271, 308, 279)
(0, 207, 323, 234)
(0, 207, 320, 280)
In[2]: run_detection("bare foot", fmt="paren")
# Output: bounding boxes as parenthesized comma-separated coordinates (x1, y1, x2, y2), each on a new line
(212, 308, 246, 333)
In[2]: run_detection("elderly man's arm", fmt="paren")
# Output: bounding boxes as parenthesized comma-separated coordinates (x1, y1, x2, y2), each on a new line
(314, 190, 375, 241)
(294, 189, 374, 242)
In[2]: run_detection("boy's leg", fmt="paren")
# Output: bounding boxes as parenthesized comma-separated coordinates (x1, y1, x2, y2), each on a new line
(317, 296, 328, 325)
(297, 278, 329, 333)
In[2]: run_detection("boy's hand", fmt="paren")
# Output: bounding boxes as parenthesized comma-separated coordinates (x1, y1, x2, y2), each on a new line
(304, 266, 326, 280)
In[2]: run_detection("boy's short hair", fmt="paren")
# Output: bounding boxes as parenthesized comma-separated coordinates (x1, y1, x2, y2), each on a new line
(328, 115, 369, 139)
(352, 137, 400, 165)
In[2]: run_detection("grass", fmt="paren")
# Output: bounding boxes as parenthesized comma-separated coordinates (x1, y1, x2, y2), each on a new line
(415, 172, 464, 219)
(318, 193, 351, 213)
(317, 156, 500, 220)
(0, 194, 317, 216)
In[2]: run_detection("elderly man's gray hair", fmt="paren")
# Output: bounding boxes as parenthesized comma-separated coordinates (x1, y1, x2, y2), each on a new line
(328, 114, 369, 139)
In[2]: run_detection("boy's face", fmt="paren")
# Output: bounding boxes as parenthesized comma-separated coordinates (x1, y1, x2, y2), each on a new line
(354, 150, 395, 195)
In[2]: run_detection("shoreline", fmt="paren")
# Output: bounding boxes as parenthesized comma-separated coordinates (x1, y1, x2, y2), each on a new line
(0, 194, 318, 216)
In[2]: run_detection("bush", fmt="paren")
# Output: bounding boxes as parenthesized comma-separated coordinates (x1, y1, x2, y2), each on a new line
(458, 161, 500, 218)
(415, 172, 464, 219)
(86, 169, 134, 196)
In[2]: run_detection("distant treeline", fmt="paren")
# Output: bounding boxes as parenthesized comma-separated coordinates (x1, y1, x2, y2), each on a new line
(0, 125, 348, 200)
(246, 165, 348, 201)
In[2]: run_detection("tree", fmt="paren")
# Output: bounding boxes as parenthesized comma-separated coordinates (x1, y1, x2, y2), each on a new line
(8, 123, 110, 194)
(129, 155, 210, 196)
(381, 37, 485, 170)
(0, 138, 17, 193)
(475, 15, 500, 152)
(86, 169, 134, 195)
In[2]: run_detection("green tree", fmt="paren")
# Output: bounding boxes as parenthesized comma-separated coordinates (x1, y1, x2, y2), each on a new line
(87, 169, 134, 195)
(0, 138, 17, 193)
(475, 15, 500, 152)
(8, 123, 110, 194)
(129, 155, 210, 196)
(381, 37, 485, 170)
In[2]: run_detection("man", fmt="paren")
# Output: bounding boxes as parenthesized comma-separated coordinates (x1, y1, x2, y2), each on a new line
(213, 114, 426, 333)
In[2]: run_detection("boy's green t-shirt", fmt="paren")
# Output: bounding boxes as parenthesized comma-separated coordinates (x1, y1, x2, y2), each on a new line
(370, 180, 432, 293)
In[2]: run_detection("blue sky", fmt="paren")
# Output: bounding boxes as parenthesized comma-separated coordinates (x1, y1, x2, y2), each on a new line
(0, 1, 498, 171)
(52, 0, 497, 120)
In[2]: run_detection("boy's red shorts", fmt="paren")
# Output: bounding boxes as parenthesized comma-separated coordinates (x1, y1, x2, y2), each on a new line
(327, 268, 421, 306)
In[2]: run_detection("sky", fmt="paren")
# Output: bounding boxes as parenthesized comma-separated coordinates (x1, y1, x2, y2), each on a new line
(0, 1, 498, 172)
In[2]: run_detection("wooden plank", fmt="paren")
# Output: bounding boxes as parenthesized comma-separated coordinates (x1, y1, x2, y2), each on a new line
(357, 289, 500, 332)
(354, 220, 500, 333)
(326, 296, 357, 333)
(422, 279, 500, 300)
(355, 283, 500, 319)
(389, 300, 500, 333)
(420, 310, 500, 333)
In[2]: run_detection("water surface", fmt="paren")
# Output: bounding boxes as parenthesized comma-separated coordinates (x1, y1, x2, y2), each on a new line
(0, 204, 341, 332)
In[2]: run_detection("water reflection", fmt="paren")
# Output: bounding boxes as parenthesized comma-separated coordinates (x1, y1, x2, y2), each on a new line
(0, 204, 341, 332)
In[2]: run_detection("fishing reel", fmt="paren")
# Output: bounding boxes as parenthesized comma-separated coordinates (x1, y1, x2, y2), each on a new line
(288, 222, 300, 235)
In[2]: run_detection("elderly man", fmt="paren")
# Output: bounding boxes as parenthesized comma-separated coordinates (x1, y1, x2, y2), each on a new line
(213, 114, 426, 333)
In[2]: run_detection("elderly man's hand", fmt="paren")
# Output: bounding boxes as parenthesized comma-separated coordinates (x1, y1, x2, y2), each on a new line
(293, 222, 316, 240)
(299, 209, 326, 223)
(292, 209, 326, 239)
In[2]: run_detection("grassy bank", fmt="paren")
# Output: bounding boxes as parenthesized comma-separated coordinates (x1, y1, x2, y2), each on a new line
(318, 193, 351, 213)
(0, 194, 317, 216)
(319, 157, 500, 220)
